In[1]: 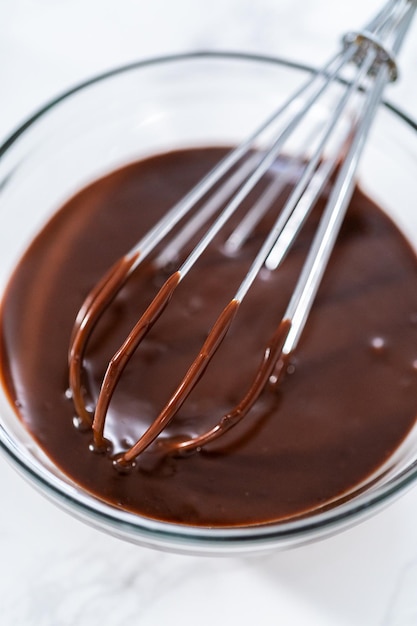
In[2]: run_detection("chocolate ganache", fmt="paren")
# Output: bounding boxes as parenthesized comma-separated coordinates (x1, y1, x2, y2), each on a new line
(2, 147, 417, 526)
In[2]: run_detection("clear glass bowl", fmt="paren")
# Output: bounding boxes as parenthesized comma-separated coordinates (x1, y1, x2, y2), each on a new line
(1, 52, 417, 555)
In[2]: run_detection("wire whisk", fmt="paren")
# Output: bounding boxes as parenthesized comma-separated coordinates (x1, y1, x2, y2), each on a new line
(68, 0, 416, 469)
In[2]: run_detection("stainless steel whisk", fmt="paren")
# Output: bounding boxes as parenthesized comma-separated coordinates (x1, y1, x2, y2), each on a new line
(69, 0, 416, 468)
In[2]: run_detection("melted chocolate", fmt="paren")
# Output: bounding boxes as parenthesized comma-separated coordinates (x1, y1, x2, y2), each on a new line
(2, 147, 417, 526)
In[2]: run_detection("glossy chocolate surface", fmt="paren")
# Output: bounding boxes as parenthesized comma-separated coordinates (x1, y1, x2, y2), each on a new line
(2, 148, 417, 526)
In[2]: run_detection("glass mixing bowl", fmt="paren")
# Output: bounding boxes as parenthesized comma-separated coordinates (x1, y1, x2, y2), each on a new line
(1, 52, 417, 555)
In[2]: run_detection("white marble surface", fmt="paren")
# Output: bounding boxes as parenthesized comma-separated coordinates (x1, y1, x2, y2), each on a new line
(1, 1, 417, 624)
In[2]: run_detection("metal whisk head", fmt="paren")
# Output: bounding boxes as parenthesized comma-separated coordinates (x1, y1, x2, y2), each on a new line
(69, 0, 416, 469)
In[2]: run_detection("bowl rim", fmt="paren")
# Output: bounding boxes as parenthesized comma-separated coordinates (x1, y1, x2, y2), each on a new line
(1, 50, 417, 550)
